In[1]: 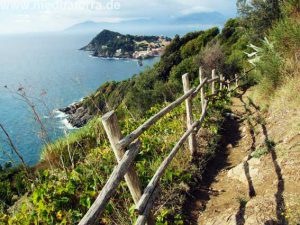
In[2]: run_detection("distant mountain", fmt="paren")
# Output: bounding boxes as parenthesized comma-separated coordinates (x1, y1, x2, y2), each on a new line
(80, 29, 171, 59)
(64, 21, 109, 33)
(65, 12, 227, 33)
(173, 12, 227, 25)
(64, 19, 153, 33)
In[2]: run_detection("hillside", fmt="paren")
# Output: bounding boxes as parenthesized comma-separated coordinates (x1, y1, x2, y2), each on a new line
(0, 21, 243, 224)
(0, 0, 300, 224)
(63, 26, 235, 127)
(80, 29, 171, 59)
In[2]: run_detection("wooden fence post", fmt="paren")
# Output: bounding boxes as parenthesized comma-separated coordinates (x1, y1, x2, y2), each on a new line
(182, 73, 196, 155)
(220, 74, 223, 90)
(212, 69, 216, 94)
(102, 111, 155, 225)
(226, 79, 230, 91)
(199, 67, 205, 114)
(235, 74, 238, 88)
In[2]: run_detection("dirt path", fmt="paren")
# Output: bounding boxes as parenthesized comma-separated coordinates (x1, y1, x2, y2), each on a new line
(183, 88, 253, 224)
(185, 86, 300, 225)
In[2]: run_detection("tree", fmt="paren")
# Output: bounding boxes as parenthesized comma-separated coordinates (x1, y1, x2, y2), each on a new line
(237, 0, 282, 40)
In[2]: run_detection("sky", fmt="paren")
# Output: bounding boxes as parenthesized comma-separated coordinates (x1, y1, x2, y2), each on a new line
(0, 0, 237, 34)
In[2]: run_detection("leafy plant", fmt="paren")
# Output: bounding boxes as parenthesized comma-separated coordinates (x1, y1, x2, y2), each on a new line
(251, 147, 269, 158)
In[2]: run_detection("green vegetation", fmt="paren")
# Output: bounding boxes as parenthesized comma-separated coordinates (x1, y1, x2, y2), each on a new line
(81, 29, 170, 58)
(80, 24, 246, 119)
(238, 0, 300, 100)
(0, 16, 238, 224)
(0, 96, 229, 224)
(0, 164, 29, 212)
(239, 2, 300, 223)
(251, 147, 269, 159)
(1, 0, 299, 224)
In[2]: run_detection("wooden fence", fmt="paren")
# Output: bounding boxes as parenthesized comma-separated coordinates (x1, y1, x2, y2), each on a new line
(79, 67, 242, 225)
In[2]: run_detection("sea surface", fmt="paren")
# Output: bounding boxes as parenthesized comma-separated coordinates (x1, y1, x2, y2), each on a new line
(0, 32, 160, 165)
(0, 23, 212, 166)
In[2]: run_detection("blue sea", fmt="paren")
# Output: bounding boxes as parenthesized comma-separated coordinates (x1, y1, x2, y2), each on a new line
(0, 23, 212, 166)
(0, 32, 160, 166)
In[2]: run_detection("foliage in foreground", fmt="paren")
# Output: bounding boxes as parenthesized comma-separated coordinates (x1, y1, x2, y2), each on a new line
(244, 0, 300, 101)
(0, 93, 229, 224)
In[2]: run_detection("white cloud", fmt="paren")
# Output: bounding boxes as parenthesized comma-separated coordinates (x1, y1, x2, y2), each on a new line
(180, 6, 213, 15)
(0, 0, 237, 33)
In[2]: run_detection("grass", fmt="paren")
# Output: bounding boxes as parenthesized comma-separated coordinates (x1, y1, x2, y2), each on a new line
(40, 117, 106, 168)
(237, 197, 248, 208)
(0, 95, 228, 224)
(270, 75, 300, 113)
(251, 147, 269, 159)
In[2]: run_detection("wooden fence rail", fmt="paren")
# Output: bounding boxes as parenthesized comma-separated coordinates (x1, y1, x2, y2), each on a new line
(135, 100, 208, 219)
(79, 67, 244, 225)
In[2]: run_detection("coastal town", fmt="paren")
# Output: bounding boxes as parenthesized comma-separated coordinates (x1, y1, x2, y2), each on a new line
(132, 36, 172, 59)
(81, 29, 172, 59)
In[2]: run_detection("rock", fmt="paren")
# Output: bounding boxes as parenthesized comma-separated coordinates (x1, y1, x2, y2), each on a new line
(227, 158, 260, 185)
(199, 210, 238, 225)
(227, 144, 233, 149)
(59, 101, 94, 128)
(75, 106, 85, 114)
(244, 194, 277, 224)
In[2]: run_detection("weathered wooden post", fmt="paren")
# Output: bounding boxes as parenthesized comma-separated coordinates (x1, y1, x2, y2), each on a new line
(212, 69, 216, 94)
(235, 74, 238, 88)
(220, 74, 223, 90)
(227, 79, 230, 91)
(199, 67, 206, 114)
(102, 111, 155, 225)
(182, 73, 196, 155)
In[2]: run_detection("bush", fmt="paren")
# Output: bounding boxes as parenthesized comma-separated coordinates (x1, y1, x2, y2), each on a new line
(0, 167, 29, 212)
(255, 39, 283, 95)
(195, 41, 225, 76)
(270, 18, 300, 57)
(237, 0, 281, 41)
(251, 9, 300, 99)
(169, 57, 198, 83)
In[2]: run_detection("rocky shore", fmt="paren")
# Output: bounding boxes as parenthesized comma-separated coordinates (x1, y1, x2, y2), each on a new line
(59, 102, 93, 128)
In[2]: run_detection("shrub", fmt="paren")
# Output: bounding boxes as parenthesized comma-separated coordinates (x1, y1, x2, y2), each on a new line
(195, 41, 225, 76)
(250, 9, 300, 99)
(270, 17, 300, 57)
(237, 0, 281, 41)
(255, 39, 283, 94)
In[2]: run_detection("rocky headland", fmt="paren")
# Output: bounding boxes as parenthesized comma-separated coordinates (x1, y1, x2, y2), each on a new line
(59, 102, 93, 128)
(80, 29, 171, 59)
